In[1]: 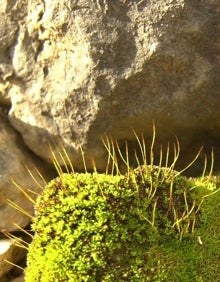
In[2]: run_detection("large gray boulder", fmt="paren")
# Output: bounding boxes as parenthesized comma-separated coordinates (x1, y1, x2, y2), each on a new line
(1, 0, 220, 170)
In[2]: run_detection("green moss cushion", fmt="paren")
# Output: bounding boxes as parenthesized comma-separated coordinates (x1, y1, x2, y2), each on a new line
(25, 166, 220, 282)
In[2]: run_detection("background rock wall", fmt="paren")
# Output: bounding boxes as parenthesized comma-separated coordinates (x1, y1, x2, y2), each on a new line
(1, 0, 220, 226)
(1, 0, 220, 172)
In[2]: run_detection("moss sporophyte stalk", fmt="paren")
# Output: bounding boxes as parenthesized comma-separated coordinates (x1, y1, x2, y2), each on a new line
(6, 127, 220, 281)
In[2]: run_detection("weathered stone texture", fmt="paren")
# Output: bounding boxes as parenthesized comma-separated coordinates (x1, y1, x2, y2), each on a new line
(1, 0, 220, 170)
(0, 239, 26, 279)
(0, 109, 53, 231)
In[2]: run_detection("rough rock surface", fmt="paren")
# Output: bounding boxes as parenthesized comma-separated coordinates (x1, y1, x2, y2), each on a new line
(0, 239, 26, 279)
(11, 274, 25, 282)
(0, 108, 53, 231)
(1, 0, 220, 171)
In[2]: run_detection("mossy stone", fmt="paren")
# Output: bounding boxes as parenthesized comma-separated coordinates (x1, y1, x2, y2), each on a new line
(25, 166, 220, 282)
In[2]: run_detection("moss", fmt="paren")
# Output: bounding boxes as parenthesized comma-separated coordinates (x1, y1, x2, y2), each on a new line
(25, 165, 220, 282)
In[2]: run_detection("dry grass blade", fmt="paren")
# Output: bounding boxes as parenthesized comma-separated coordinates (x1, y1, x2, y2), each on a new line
(10, 178, 35, 204)
(49, 144, 63, 177)
(172, 200, 196, 230)
(11, 223, 34, 239)
(151, 197, 158, 227)
(178, 146, 203, 175)
(102, 135, 112, 175)
(201, 154, 208, 181)
(79, 146, 88, 173)
(165, 142, 170, 168)
(2, 231, 29, 250)
(169, 138, 180, 171)
(158, 144, 163, 168)
(115, 140, 130, 175)
(196, 186, 220, 213)
(102, 136, 120, 175)
(168, 181, 174, 211)
(91, 158, 97, 172)
(150, 123, 156, 168)
(208, 148, 214, 179)
(183, 190, 189, 214)
(139, 212, 156, 229)
(3, 259, 24, 271)
(58, 150, 70, 174)
(5, 198, 33, 219)
(132, 129, 148, 167)
(24, 165, 45, 190)
(62, 146, 75, 173)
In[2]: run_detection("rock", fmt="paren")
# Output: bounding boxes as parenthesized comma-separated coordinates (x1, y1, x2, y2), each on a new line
(1, 0, 219, 171)
(0, 239, 26, 279)
(0, 2, 20, 106)
(0, 109, 54, 231)
(11, 274, 24, 282)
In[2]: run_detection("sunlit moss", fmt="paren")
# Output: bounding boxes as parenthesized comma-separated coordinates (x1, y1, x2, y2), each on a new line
(7, 126, 219, 281)
(25, 169, 219, 281)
